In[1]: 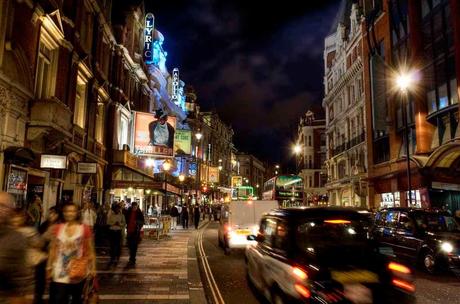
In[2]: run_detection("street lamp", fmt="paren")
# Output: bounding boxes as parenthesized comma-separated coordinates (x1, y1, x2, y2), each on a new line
(395, 69, 416, 207)
(194, 132, 202, 205)
(162, 160, 171, 211)
(293, 144, 302, 173)
(179, 174, 185, 205)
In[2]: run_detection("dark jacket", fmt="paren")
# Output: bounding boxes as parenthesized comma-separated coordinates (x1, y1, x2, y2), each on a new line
(194, 207, 200, 219)
(124, 208, 145, 235)
(170, 206, 179, 217)
(148, 121, 175, 148)
(181, 207, 189, 218)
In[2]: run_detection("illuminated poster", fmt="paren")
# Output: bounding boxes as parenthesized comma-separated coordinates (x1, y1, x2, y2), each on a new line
(174, 129, 192, 155)
(134, 111, 176, 156)
(209, 167, 219, 183)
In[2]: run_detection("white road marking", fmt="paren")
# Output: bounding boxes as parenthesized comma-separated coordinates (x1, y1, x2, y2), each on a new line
(197, 222, 226, 304)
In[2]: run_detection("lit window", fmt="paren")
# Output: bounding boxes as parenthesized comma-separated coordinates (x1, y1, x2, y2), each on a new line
(427, 90, 437, 113)
(35, 41, 58, 99)
(438, 84, 449, 109)
(95, 100, 104, 143)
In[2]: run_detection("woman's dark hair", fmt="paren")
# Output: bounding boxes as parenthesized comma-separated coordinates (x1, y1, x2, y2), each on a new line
(62, 202, 82, 222)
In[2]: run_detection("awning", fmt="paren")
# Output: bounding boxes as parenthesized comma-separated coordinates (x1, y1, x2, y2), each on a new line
(3, 146, 36, 166)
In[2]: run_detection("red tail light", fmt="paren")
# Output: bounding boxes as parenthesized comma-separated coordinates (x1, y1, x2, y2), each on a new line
(388, 262, 411, 274)
(292, 267, 308, 280)
(295, 283, 311, 298)
(392, 279, 415, 292)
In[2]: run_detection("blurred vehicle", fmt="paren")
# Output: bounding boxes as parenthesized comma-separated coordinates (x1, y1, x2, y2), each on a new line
(372, 207, 460, 274)
(245, 207, 415, 304)
(218, 200, 278, 254)
(232, 186, 255, 200)
(263, 175, 304, 207)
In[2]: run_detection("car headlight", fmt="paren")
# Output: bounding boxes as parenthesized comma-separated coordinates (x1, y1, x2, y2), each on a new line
(440, 242, 454, 253)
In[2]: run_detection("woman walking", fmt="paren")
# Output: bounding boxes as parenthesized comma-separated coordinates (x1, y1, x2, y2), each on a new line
(107, 203, 125, 267)
(181, 205, 189, 229)
(47, 202, 96, 304)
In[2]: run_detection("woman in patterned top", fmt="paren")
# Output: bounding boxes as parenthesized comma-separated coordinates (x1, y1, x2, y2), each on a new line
(47, 202, 96, 304)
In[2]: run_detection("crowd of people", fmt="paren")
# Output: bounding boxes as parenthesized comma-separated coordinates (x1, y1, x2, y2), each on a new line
(0, 192, 220, 304)
(0, 193, 147, 304)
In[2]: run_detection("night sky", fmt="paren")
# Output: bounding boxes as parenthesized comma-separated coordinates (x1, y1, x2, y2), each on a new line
(146, 0, 342, 168)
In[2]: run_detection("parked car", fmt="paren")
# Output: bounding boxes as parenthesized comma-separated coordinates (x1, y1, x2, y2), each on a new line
(218, 200, 278, 254)
(245, 207, 415, 304)
(372, 207, 460, 274)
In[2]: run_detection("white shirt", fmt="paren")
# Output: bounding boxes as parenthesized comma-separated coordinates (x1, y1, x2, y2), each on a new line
(81, 209, 96, 227)
(153, 123, 169, 146)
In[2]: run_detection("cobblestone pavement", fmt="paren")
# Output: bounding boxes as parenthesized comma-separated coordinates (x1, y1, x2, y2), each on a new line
(96, 225, 206, 304)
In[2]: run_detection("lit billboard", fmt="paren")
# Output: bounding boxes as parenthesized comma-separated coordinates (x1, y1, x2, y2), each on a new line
(134, 111, 176, 157)
(174, 129, 192, 155)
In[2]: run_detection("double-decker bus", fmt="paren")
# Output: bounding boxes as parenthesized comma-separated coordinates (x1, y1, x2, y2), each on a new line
(231, 186, 254, 200)
(262, 175, 304, 207)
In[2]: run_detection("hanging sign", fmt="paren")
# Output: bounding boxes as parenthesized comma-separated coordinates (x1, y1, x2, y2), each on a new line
(144, 13, 154, 64)
(40, 155, 67, 169)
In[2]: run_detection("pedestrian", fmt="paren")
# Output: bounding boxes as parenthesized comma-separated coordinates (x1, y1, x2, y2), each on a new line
(95, 202, 110, 247)
(35, 207, 61, 304)
(181, 205, 189, 229)
(124, 202, 144, 267)
(47, 202, 96, 304)
(28, 195, 43, 229)
(169, 204, 179, 230)
(176, 204, 182, 227)
(107, 204, 125, 267)
(81, 201, 97, 230)
(194, 205, 201, 229)
(0, 192, 30, 303)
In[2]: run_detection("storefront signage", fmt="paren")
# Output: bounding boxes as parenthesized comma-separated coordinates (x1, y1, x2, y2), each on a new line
(40, 155, 67, 169)
(144, 13, 154, 64)
(77, 162, 97, 174)
(276, 191, 301, 198)
(174, 129, 192, 155)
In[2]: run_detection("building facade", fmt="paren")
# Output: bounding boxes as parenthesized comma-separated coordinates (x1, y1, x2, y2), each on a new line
(296, 111, 328, 205)
(323, 3, 368, 207)
(0, 0, 118, 214)
(364, 0, 460, 213)
(235, 153, 266, 198)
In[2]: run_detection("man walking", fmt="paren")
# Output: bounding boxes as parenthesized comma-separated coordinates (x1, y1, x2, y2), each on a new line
(169, 204, 179, 230)
(124, 202, 144, 267)
(194, 204, 201, 229)
(81, 201, 97, 230)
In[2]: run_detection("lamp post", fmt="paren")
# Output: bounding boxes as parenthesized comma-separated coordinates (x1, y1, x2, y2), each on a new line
(395, 70, 416, 207)
(162, 160, 171, 211)
(293, 144, 302, 174)
(195, 132, 202, 205)
(179, 174, 185, 205)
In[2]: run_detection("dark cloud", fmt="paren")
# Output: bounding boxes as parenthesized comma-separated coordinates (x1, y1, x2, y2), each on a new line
(147, 0, 340, 165)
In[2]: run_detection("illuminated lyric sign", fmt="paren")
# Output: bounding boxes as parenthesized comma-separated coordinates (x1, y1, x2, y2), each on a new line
(144, 13, 154, 64)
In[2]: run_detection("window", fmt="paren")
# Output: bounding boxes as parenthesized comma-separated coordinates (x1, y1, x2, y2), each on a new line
(308, 155, 312, 169)
(308, 136, 312, 146)
(273, 222, 288, 250)
(35, 41, 58, 99)
(260, 218, 277, 247)
(398, 212, 414, 232)
(95, 100, 104, 143)
(450, 78, 458, 104)
(74, 73, 88, 128)
(385, 211, 399, 228)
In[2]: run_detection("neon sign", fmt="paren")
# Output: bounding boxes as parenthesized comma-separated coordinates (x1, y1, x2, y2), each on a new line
(144, 13, 154, 64)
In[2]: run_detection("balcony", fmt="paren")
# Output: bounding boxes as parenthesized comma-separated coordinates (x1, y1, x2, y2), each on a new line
(331, 132, 365, 157)
(27, 97, 73, 142)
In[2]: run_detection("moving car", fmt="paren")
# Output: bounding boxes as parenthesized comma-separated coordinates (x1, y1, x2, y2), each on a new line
(372, 207, 460, 274)
(245, 207, 415, 304)
(218, 200, 278, 254)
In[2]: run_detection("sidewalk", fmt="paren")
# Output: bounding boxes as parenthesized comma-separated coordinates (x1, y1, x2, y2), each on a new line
(96, 220, 208, 303)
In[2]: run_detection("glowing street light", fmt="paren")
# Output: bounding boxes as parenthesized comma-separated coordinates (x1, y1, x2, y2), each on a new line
(195, 132, 203, 140)
(162, 160, 171, 171)
(178, 174, 185, 182)
(293, 144, 302, 155)
(395, 71, 416, 93)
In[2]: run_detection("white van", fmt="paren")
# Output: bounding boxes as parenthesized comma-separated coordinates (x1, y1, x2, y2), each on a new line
(218, 200, 278, 254)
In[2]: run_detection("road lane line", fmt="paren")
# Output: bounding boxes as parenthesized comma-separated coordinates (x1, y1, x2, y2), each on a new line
(198, 222, 226, 304)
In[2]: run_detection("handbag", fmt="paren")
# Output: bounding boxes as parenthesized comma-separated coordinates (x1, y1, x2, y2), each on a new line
(68, 256, 88, 280)
(83, 275, 99, 304)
